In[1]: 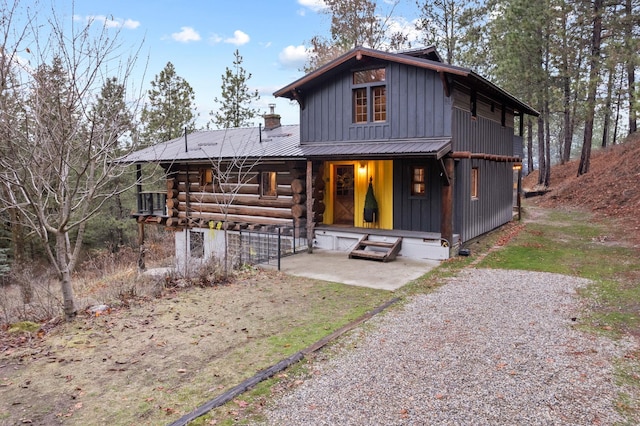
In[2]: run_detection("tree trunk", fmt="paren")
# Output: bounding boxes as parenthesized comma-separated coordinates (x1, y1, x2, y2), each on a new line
(527, 119, 534, 175)
(56, 232, 77, 320)
(602, 67, 613, 148)
(4, 190, 31, 303)
(562, 72, 572, 163)
(561, 3, 572, 164)
(537, 114, 546, 186)
(578, 0, 603, 176)
(544, 100, 551, 186)
(613, 63, 624, 145)
(626, 0, 637, 134)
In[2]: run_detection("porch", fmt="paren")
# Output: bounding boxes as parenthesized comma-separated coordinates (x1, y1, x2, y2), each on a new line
(312, 225, 457, 261)
(134, 191, 168, 218)
(271, 248, 440, 291)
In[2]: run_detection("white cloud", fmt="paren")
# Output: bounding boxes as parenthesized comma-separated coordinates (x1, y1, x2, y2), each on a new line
(224, 30, 250, 46)
(208, 33, 223, 44)
(278, 45, 309, 69)
(73, 14, 140, 30)
(172, 27, 201, 43)
(122, 19, 140, 30)
(298, 0, 327, 12)
(386, 16, 422, 48)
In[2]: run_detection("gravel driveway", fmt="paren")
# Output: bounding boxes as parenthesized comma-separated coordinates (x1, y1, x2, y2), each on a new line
(256, 268, 633, 425)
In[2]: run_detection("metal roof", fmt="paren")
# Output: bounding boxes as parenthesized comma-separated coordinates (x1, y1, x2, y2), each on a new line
(118, 125, 451, 164)
(117, 125, 304, 164)
(299, 138, 451, 159)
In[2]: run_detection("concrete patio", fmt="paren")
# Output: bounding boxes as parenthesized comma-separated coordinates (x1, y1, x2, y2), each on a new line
(271, 249, 440, 291)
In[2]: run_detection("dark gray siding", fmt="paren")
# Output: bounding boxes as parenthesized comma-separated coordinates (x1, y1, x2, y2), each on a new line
(300, 62, 453, 143)
(454, 158, 514, 242)
(451, 108, 515, 155)
(513, 135, 524, 158)
(392, 159, 442, 232)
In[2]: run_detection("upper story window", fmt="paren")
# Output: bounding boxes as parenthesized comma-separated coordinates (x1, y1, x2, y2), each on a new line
(352, 68, 386, 124)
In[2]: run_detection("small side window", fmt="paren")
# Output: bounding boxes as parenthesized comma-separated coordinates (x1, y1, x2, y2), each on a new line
(411, 166, 426, 196)
(261, 171, 278, 198)
(199, 168, 212, 187)
(471, 167, 479, 199)
(190, 231, 204, 258)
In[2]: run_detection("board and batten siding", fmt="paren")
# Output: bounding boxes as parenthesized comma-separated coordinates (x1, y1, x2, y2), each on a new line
(451, 108, 516, 155)
(392, 159, 442, 233)
(454, 158, 515, 243)
(451, 104, 519, 242)
(300, 62, 453, 143)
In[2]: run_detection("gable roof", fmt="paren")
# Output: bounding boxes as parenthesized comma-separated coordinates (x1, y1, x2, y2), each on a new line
(274, 46, 539, 117)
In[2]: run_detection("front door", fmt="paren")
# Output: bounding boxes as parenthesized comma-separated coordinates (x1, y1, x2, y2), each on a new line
(333, 165, 355, 225)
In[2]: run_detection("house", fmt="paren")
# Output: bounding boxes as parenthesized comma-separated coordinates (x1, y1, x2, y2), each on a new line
(123, 46, 538, 270)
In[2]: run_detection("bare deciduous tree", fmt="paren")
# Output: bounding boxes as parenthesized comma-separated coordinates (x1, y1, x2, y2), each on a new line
(0, 1, 143, 320)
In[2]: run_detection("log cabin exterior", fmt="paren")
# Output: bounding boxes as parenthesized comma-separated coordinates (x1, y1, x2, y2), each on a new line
(122, 46, 537, 269)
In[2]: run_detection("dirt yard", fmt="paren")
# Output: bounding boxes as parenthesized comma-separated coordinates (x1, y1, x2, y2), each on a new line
(0, 268, 390, 425)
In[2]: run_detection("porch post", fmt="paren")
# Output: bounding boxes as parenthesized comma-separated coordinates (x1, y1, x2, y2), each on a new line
(306, 160, 314, 253)
(136, 164, 142, 213)
(137, 221, 146, 272)
(440, 157, 455, 251)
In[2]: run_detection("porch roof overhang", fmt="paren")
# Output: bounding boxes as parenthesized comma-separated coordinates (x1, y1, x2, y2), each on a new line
(298, 138, 452, 160)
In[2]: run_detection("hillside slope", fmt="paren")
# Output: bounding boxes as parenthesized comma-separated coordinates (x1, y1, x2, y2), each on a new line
(523, 132, 640, 245)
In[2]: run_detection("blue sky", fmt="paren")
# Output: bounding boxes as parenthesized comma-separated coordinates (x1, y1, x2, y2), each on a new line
(65, 0, 423, 128)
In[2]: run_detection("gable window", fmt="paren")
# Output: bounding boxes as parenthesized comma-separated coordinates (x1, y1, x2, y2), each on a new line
(372, 86, 386, 122)
(261, 171, 278, 198)
(471, 167, 479, 199)
(411, 166, 426, 196)
(353, 88, 368, 123)
(352, 68, 386, 123)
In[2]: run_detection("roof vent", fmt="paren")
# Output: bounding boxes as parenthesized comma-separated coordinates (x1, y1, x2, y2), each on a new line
(263, 103, 281, 130)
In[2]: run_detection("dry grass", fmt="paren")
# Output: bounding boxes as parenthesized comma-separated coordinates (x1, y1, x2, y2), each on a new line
(0, 257, 391, 425)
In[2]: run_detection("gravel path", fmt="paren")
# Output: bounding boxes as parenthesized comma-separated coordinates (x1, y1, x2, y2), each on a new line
(256, 268, 633, 425)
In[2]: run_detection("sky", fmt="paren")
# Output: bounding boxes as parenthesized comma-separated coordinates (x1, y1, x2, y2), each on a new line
(63, 0, 423, 128)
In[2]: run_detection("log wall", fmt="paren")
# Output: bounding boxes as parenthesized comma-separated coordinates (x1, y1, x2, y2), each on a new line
(166, 161, 307, 230)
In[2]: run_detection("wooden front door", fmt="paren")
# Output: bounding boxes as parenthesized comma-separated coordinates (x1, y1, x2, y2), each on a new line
(333, 165, 355, 225)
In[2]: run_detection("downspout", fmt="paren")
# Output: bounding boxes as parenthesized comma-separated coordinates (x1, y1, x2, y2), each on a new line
(184, 128, 190, 273)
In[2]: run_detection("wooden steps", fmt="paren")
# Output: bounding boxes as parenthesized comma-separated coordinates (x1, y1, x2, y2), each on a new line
(349, 234, 403, 262)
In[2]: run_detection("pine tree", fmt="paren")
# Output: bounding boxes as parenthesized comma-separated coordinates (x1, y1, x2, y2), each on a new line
(303, 0, 409, 72)
(210, 50, 260, 129)
(415, 0, 482, 65)
(85, 77, 138, 250)
(139, 62, 197, 146)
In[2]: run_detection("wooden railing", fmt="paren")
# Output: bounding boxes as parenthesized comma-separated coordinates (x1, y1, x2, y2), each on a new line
(136, 191, 167, 216)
